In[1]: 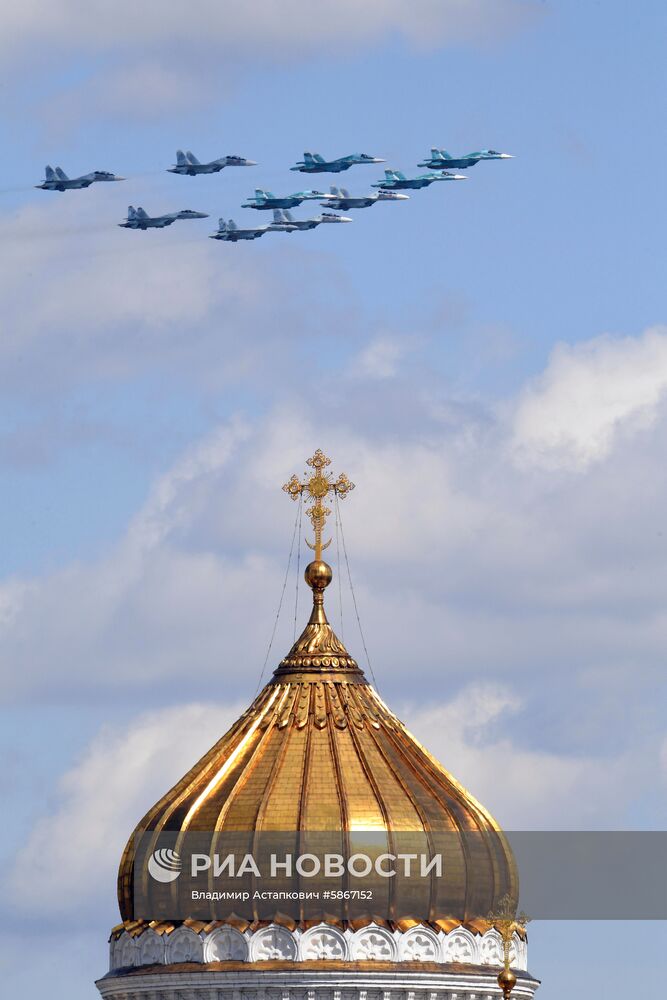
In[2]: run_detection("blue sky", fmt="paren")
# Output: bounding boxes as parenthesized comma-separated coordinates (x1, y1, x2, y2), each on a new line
(0, 1, 665, 997)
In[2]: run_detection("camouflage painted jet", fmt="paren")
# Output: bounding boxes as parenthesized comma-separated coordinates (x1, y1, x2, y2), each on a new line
(270, 209, 353, 231)
(210, 217, 295, 241)
(372, 169, 466, 191)
(323, 186, 409, 210)
(242, 188, 334, 210)
(36, 165, 124, 191)
(119, 206, 209, 230)
(168, 150, 257, 175)
(418, 147, 514, 169)
(291, 151, 385, 174)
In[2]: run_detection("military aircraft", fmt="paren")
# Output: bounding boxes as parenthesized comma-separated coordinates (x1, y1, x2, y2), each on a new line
(242, 188, 334, 210)
(270, 209, 353, 231)
(209, 217, 292, 241)
(119, 206, 209, 230)
(418, 147, 514, 169)
(168, 150, 257, 175)
(291, 151, 385, 174)
(372, 169, 466, 191)
(36, 165, 124, 191)
(323, 186, 410, 210)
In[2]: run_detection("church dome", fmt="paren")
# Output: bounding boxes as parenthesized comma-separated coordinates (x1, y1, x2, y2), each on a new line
(117, 451, 517, 935)
(118, 597, 516, 925)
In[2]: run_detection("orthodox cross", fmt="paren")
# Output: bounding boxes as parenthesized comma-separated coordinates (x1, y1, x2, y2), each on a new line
(283, 449, 355, 560)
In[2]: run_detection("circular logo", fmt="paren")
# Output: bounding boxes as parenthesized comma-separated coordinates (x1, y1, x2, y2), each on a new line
(148, 848, 182, 883)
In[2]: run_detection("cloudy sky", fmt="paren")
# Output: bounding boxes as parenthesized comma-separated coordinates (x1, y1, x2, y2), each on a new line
(0, 1, 665, 997)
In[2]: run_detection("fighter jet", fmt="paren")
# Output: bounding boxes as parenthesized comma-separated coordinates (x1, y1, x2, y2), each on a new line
(209, 218, 282, 242)
(242, 188, 334, 210)
(168, 150, 257, 175)
(119, 206, 209, 230)
(418, 148, 514, 170)
(270, 209, 353, 231)
(265, 213, 299, 233)
(291, 152, 385, 174)
(36, 165, 124, 191)
(323, 186, 410, 210)
(372, 169, 466, 191)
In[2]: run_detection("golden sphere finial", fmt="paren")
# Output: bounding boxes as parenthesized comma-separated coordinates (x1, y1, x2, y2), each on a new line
(304, 560, 333, 592)
(498, 965, 518, 999)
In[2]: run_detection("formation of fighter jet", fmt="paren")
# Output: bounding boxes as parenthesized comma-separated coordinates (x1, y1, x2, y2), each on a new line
(119, 206, 209, 230)
(37, 166, 124, 191)
(373, 169, 466, 191)
(168, 150, 257, 175)
(242, 188, 334, 210)
(36, 140, 512, 246)
(291, 152, 385, 174)
(418, 148, 514, 169)
(271, 209, 352, 231)
(323, 186, 409, 210)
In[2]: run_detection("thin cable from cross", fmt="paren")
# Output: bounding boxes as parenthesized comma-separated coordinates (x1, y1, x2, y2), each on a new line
(254, 492, 302, 696)
(293, 497, 303, 642)
(335, 490, 379, 691)
(334, 496, 345, 643)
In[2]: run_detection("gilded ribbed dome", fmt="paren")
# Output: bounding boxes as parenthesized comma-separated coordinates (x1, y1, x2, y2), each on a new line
(118, 585, 516, 931)
(117, 452, 517, 934)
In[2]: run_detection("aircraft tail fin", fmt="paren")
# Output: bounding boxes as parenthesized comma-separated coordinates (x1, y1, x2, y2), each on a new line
(329, 185, 339, 195)
(186, 151, 200, 165)
(176, 150, 187, 165)
(340, 187, 351, 198)
(272, 209, 283, 223)
(313, 153, 326, 163)
(135, 207, 149, 219)
(55, 167, 69, 180)
(217, 218, 227, 231)
(434, 148, 452, 159)
(127, 206, 136, 219)
(254, 189, 268, 199)
(45, 165, 56, 181)
(227, 219, 238, 231)
(303, 152, 315, 164)
(283, 209, 295, 222)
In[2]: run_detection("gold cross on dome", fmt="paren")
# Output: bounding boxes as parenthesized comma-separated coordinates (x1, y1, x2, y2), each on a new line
(283, 450, 355, 561)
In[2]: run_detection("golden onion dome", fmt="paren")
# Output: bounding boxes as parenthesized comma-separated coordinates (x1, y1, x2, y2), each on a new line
(117, 452, 517, 933)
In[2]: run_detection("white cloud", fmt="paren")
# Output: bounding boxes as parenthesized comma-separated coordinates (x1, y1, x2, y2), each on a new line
(3, 1, 536, 64)
(47, 61, 213, 127)
(350, 335, 413, 380)
(0, 195, 344, 395)
(402, 686, 632, 829)
(0, 413, 485, 699)
(7, 702, 242, 914)
(0, 419, 262, 697)
(1, 1, 542, 120)
(512, 325, 667, 470)
(2, 322, 667, 718)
